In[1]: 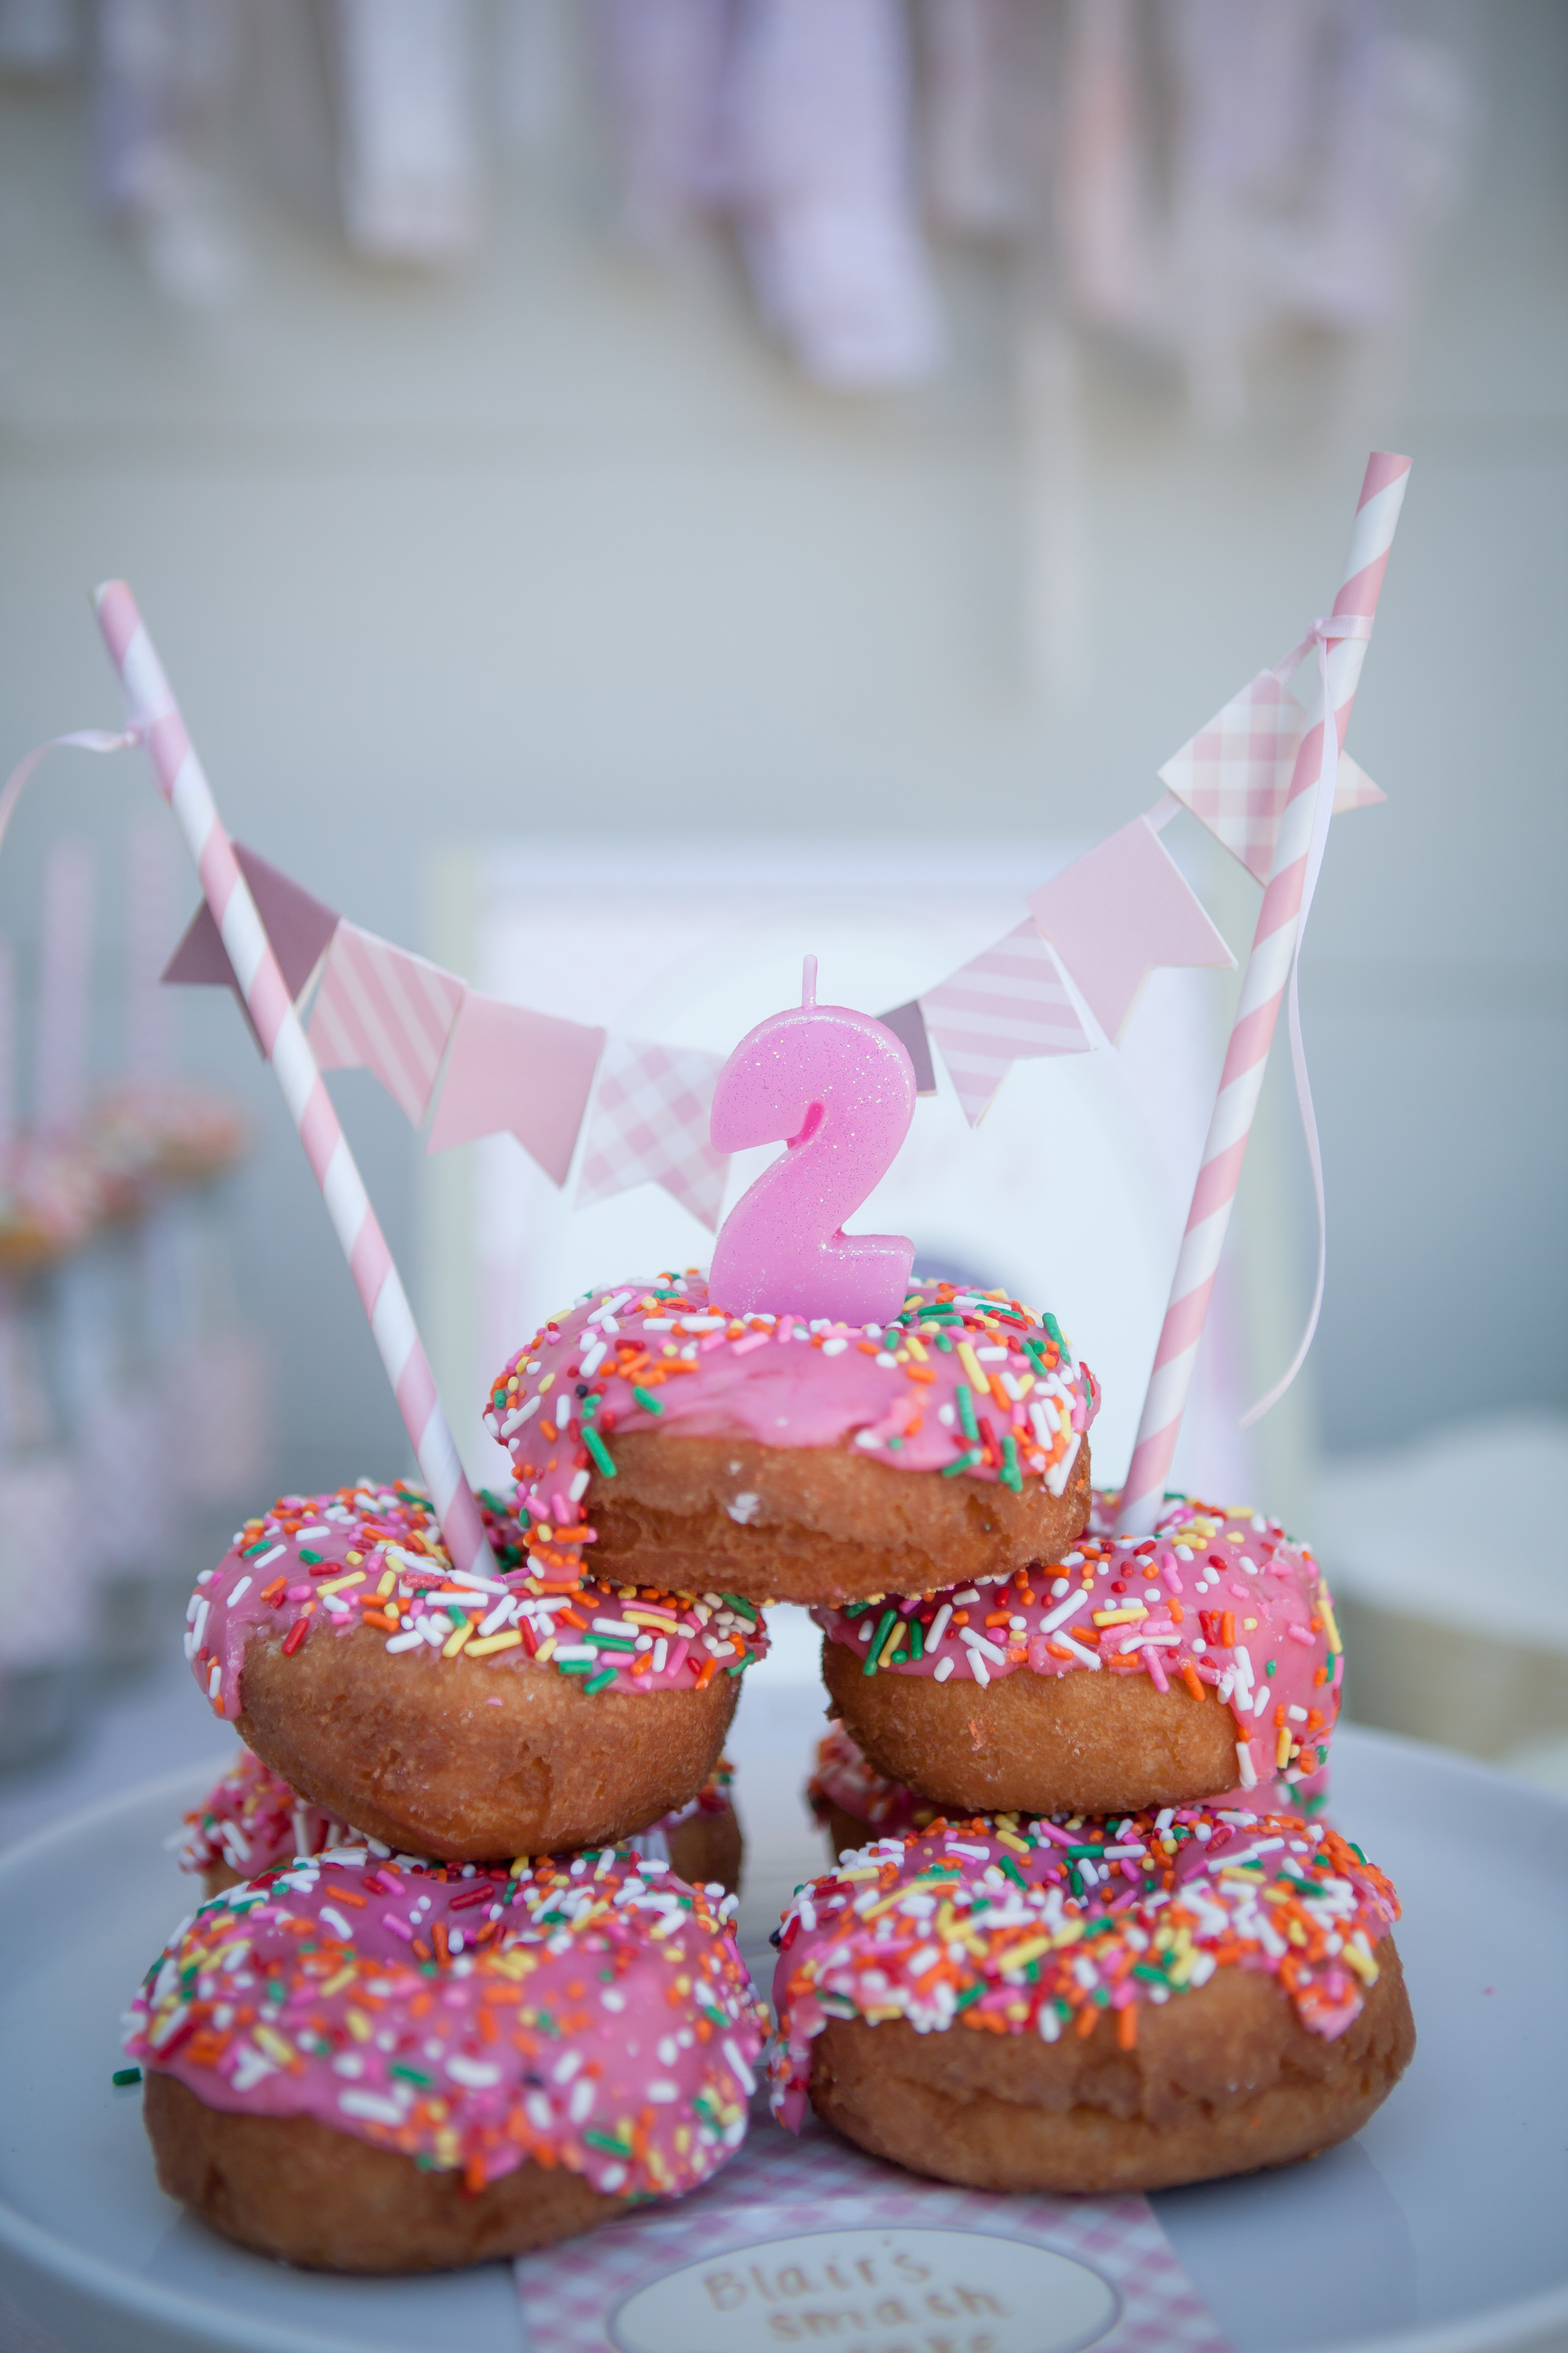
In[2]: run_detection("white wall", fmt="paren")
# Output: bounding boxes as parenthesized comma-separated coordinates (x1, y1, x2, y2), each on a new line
(0, 0, 1562, 1513)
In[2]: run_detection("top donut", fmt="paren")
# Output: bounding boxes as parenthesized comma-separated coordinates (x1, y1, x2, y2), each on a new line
(489, 1272, 1100, 1606)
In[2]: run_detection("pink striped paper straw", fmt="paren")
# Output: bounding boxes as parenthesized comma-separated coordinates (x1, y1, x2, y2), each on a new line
(92, 581, 494, 1578)
(1117, 452, 1411, 1536)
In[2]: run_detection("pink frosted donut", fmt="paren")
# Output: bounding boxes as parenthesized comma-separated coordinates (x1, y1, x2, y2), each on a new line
(188, 1480, 767, 1860)
(128, 1843, 767, 2270)
(486, 1273, 1100, 1607)
(805, 1723, 1323, 1864)
(815, 1491, 1341, 1818)
(179, 1746, 746, 1899)
(771, 1804, 1412, 2194)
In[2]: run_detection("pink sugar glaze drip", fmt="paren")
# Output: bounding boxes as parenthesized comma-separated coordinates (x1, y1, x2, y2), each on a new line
(180, 1747, 738, 1882)
(805, 1722, 1324, 1843)
(770, 1805, 1399, 2133)
(186, 1480, 769, 1723)
(488, 1276, 1099, 1543)
(128, 1848, 766, 2200)
(813, 1490, 1341, 1795)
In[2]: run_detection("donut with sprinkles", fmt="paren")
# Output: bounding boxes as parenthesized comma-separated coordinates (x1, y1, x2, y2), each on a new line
(771, 1803, 1413, 2194)
(127, 1844, 766, 2272)
(804, 1723, 1323, 1866)
(488, 1272, 1099, 1607)
(816, 1492, 1339, 1818)
(179, 1746, 746, 1901)
(187, 1480, 767, 1861)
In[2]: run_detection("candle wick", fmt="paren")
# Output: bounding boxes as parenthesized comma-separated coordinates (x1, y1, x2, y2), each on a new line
(801, 953, 818, 1008)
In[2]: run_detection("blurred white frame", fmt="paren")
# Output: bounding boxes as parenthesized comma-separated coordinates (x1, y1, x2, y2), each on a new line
(420, 837, 1309, 1537)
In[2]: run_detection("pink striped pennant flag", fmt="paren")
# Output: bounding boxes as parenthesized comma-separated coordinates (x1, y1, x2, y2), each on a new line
(1160, 668, 1384, 883)
(425, 992, 606, 1187)
(1029, 813, 1234, 1043)
(576, 1037, 730, 1231)
(919, 917, 1090, 1125)
(306, 920, 465, 1126)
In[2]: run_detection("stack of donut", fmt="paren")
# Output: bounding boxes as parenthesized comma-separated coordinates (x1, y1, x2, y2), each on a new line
(130, 1471, 769, 2269)
(784, 1474, 1413, 2191)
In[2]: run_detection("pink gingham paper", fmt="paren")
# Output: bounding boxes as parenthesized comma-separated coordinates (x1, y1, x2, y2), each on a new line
(514, 2106, 1228, 2352)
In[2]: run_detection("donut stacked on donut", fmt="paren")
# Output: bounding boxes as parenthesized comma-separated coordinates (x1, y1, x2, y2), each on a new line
(805, 1723, 1322, 1866)
(179, 1745, 746, 1900)
(771, 1803, 1413, 2193)
(814, 1490, 1340, 1819)
(487, 1273, 1099, 1607)
(129, 1842, 766, 2270)
(187, 1479, 767, 1859)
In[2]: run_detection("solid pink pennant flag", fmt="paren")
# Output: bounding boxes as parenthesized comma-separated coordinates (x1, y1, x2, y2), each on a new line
(425, 990, 605, 1187)
(919, 917, 1090, 1126)
(306, 920, 465, 1126)
(162, 843, 340, 1051)
(1159, 669, 1384, 882)
(1028, 814, 1234, 1044)
(576, 1037, 730, 1231)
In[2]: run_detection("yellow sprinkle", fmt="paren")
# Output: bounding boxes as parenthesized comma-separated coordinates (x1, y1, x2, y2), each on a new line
(468, 1630, 523, 1657)
(997, 1933, 1054, 1975)
(904, 1334, 928, 1362)
(1276, 1725, 1292, 1769)
(537, 1372, 555, 1392)
(878, 1620, 905, 1669)
(253, 2025, 296, 2068)
(443, 1621, 474, 1659)
(317, 1568, 365, 1596)
(955, 1340, 991, 1397)
(534, 1636, 556, 1663)
(376, 1568, 397, 1598)
(1343, 1938, 1380, 1985)
(1093, 1606, 1147, 1627)
(993, 1828, 1031, 1855)
(1316, 1582, 1343, 1656)
(319, 1965, 357, 1997)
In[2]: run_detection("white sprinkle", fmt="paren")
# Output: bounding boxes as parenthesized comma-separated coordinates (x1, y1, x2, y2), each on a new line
(319, 1906, 355, 1940)
(959, 1628, 1008, 1666)
(933, 1657, 955, 1682)
(652, 1638, 668, 1674)
(339, 2089, 406, 2124)
(227, 1577, 251, 1607)
(821, 1337, 849, 1356)
(446, 2056, 502, 2089)
(926, 1602, 953, 1651)
(968, 1652, 991, 1687)
(501, 1395, 542, 1435)
(1039, 1586, 1090, 1634)
(579, 1341, 607, 1379)
(251, 1545, 285, 1569)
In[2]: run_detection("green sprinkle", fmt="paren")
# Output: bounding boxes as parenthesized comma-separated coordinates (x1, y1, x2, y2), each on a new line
(582, 1427, 617, 1478)
(1132, 1963, 1169, 1986)
(907, 1616, 924, 1661)
(934, 1331, 954, 1351)
(630, 1386, 663, 1415)
(583, 1667, 618, 1695)
(1065, 1844, 1106, 1860)
(1000, 1433, 1022, 1491)
(863, 1608, 897, 1674)
(583, 2129, 630, 2155)
(1042, 1312, 1072, 1363)
(956, 1385, 979, 1441)
(940, 1450, 981, 1477)
(592, 1635, 637, 1652)
(112, 2066, 141, 2088)
(997, 1854, 1027, 1890)
(298, 1548, 324, 1565)
(390, 2063, 432, 2087)
(720, 1594, 759, 1622)
(555, 1658, 595, 1676)
(1022, 1338, 1050, 1377)
(243, 1539, 273, 1557)
(1265, 1660, 1277, 1677)
(954, 1984, 985, 2011)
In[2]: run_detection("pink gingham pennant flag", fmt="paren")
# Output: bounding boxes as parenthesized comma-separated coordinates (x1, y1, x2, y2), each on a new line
(305, 919, 465, 1125)
(919, 917, 1090, 1126)
(1160, 668, 1384, 882)
(515, 2106, 1228, 2351)
(576, 1035, 730, 1231)
(1030, 813, 1234, 1044)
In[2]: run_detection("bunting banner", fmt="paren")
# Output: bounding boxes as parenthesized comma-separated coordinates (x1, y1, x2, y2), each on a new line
(425, 992, 605, 1188)
(1028, 812, 1235, 1044)
(918, 917, 1091, 1127)
(305, 920, 465, 1126)
(163, 843, 340, 1050)
(876, 998, 939, 1095)
(576, 1037, 730, 1231)
(1159, 663, 1382, 883)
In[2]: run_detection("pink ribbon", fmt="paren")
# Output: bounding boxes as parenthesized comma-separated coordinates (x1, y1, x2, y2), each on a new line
(1239, 612, 1374, 1430)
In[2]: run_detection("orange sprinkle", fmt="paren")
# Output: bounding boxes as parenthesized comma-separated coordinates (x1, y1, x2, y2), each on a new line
(1180, 1661, 1206, 1705)
(1117, 2005, 1137, 2050)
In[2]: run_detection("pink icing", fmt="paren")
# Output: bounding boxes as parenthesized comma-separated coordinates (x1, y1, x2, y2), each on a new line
(179, 1748, 738, 1882)
(128, 1846, 766, 2200)
(488, 1274, 1099, 1583)
(813, 1490, 1341, 1795)
(770, 1805, 1400, 2132)
(187, 1480, 769, 1724)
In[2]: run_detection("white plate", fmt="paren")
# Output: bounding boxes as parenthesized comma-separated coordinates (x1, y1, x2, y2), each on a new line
(0, 1724, 1565, 2353)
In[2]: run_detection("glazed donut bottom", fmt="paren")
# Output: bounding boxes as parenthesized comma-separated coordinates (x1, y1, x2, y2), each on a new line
(805, 1937, 1413, 2195)
(143, 2072, 626, 2271)
(237, 1622, 740, 1862)
(587, 1433, 1091, 1607)
(823, 1637, 1246, 1818)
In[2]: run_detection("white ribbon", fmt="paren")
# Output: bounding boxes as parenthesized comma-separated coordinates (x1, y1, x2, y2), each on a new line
(0, 725, 145, 864)
(1239, 613, 1373, 1430)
